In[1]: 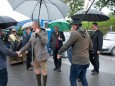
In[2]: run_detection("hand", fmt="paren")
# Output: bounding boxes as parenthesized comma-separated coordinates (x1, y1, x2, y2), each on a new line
(58, 37, 62, 41)
(97, 51, 100, 54)
(25, 51, 28, 54)
(35, 28, 40, 33)
(57, 54, 62, 59)
(16, 51, 21, 57)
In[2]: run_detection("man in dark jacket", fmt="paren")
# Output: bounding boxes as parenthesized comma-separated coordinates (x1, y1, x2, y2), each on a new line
(0, 37, 18, 86)
(49, 26, 65, 72)
(22, 27, 32, 70)
(90, 23, 103, 75)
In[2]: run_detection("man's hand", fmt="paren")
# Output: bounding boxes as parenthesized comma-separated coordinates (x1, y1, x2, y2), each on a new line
(97, 51, 101, 55)
(57, 54, 62, 59)
(16, 51, 22, 57)
(58, 37, 62, 41)
(25, 51, 28, 54)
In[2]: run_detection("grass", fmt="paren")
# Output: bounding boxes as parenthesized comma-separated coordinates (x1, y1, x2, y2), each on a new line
(82, 17, 115, 35)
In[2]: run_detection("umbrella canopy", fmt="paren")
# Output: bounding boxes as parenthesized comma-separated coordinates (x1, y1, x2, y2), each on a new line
(22, 21, 33, 30)
(48, 19, 71, 31)
(8, 0, 70, 20)
(0, 16, 17, 29)
(71, 9, 109, 22)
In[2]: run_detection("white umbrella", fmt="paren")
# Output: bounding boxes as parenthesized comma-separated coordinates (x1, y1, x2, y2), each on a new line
(7, 0, 70, 20)
(22, 22, 33, 30)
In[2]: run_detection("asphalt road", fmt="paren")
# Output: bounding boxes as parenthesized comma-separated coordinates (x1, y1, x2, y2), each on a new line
(7, 54, 115, 86)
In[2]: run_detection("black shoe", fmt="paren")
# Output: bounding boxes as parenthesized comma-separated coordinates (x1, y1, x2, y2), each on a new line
(91, 71, 99, 75)
(78, 78, 81, 82)
(58, 68, 61, 72)
(91, 69, 95, 72)
(53, 68, 57, 70)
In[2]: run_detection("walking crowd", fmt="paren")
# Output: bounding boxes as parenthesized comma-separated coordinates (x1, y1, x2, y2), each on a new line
(0, 18, 103, 86)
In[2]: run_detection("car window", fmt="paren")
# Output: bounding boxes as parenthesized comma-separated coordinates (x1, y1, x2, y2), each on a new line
(104, 33, 115, 41)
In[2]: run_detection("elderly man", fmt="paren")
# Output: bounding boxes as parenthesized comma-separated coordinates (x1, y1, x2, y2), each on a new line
(49, 26, 65, 72)
(57, 18, 93, 86)
(17, 21, 49, 86)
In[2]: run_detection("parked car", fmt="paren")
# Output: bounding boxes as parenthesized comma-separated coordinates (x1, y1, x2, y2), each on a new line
(102, 32, 115, 56)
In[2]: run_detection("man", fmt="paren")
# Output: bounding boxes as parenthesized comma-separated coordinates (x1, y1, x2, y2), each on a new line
(90, 23, 103, 75)
(22, 27, 32, 70)
(49, 26, 65, 72)
(17, 21, 49, 86)
(8, 29, 22, 64)
(0, 30, 18, 86)
(57, 18, 93, 86)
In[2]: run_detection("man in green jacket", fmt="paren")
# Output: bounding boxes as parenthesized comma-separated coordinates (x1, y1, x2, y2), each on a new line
(57, 18, 93, 86)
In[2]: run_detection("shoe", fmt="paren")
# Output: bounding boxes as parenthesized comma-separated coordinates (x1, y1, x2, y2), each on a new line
(58, 68, 61, 72)
(78, 78, 81, 82)
(91, 69, 95, 72)
(27, 67, 33, 71)
(53, 68, 57, 70)
(91, 71, 99, 75)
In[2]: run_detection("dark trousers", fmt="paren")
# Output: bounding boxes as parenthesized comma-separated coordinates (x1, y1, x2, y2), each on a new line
(0, 68, 8, 86)
(53, 50, 61, 69)
(26, 51, 32, 69)
(90, 51, 99, 72)
(70, 64, 89, 86)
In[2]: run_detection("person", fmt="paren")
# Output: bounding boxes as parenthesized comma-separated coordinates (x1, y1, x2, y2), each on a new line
(57, 18, 93, 86)
(22, 27, 32, 70)
(90, 23, 103, 75)
(8, 29, 22, 64)
(49, 26, 65, 72)
(0, 31, 18, 86)
(17, 21, 49, 86)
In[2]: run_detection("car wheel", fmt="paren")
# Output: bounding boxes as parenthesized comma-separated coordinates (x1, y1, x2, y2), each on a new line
(111, 47, 115, 56)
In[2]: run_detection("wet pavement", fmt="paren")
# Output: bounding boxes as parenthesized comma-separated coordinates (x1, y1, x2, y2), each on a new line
(7, 55, 115, 86)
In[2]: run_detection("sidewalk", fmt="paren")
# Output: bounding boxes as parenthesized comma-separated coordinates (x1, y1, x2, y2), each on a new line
(7, 57, 115, 86)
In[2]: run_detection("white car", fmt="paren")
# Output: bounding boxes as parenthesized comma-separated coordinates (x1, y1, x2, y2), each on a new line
(102, 32, 115, 55)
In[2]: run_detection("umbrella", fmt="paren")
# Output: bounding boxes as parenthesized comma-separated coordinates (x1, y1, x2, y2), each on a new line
(71, 9, 109, 22)
(0, 16, 17, 29)
(48, 19, 71, 31)
(22, 22, 33, 30)
(7, 0, 70, 20)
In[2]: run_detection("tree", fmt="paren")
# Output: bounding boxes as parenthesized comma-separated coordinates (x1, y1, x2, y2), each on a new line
(62, 0, 84, 17)
(94, 0, 115, 11)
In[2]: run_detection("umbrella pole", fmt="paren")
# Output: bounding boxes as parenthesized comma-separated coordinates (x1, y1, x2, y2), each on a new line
(38, 0, 43, 20)
(79, 0, 95, 24)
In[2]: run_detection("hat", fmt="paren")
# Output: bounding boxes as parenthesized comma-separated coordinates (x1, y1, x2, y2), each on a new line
(71, 18, 81, 25)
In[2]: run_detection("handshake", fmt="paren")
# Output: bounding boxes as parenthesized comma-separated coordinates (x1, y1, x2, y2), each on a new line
(16, 51, 22, 57)
(16, 51, 28, 57)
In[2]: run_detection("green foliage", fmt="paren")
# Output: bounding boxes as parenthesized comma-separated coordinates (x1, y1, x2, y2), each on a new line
(62, 0, 84, 17)
(94, 0, 115, 11)
(17, 26, 23, 36)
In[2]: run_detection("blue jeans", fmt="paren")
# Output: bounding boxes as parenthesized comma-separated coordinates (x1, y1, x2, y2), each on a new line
(70, 64, 89, 86)
(67, 47, 72, 63)
(0, 68, 8, 86)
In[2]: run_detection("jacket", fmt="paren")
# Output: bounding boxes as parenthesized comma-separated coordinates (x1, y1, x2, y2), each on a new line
(58, 28, 93, 65)
(20, 29, 49, 61)
(49, 31, 65, 51)
(0, 39, 18, 70)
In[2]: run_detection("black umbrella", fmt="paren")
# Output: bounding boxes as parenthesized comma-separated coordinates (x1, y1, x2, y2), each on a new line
(0, 16, 17, 29)
(71, 9, 109, 22)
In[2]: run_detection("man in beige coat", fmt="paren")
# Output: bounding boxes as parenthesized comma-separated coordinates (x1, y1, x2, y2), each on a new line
(57, 18, 93, 86)
(17, 21, 49, 86)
